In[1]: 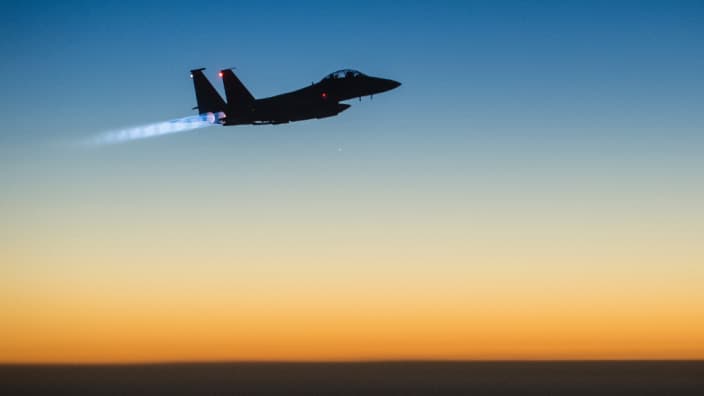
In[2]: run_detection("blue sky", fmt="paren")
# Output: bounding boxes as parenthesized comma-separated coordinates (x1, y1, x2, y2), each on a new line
(2, 0, 703, 235)
(2, 0, 704, 362)
(3, 1, 702, 140)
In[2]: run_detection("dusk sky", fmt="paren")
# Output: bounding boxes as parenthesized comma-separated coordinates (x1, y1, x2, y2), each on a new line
(2, 1, 704, 362)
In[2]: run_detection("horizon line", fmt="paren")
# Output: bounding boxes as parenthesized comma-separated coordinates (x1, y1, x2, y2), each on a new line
(3, 358, 704, 366)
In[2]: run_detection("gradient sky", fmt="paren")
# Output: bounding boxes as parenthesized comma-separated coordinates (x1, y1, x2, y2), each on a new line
(2, 0, 704, 363)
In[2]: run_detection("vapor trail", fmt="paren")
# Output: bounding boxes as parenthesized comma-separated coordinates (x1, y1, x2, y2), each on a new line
(83, 112, 225, 146)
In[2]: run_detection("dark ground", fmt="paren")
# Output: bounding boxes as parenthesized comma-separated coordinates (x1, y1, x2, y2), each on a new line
(1, 361, 703, 395)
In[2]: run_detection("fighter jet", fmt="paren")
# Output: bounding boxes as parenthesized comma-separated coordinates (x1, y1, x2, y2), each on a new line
(190, 68, 401, 125)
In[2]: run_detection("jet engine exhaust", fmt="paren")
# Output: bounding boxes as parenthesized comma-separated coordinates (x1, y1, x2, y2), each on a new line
(84, 112, 225, 146)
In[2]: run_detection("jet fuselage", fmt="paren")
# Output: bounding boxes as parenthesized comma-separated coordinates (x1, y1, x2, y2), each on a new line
(190, 68, 400, 126)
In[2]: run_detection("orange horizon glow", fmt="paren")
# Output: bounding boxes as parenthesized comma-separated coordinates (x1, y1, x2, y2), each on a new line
(3, 249, 703, 363)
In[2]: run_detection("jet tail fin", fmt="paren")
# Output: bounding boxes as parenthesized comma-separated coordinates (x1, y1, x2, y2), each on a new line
(220, 69, 255, 110)
(190, 68, 226, 114)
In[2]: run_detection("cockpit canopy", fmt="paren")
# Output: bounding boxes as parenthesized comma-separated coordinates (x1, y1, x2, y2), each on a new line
(322, 69, 364, 81)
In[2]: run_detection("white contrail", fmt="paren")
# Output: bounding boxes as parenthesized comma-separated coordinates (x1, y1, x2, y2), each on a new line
(83, 112, 225, 146)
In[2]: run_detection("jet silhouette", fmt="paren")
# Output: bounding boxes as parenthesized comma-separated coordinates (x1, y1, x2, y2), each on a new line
(190, 68, 401, 125)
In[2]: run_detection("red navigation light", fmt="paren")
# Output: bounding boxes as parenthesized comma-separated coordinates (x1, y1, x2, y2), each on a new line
(218, 71, 224, 78)
(321, 92, 327, 99)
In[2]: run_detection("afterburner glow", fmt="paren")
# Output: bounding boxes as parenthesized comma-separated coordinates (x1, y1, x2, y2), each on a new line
(84, 112, 225, 146)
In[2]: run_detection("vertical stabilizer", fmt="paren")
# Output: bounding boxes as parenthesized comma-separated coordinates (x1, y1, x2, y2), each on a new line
(190, 68, 226, 114)
(220, 69, 255, 111)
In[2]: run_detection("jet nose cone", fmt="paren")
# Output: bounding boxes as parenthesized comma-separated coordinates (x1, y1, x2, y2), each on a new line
(383, 78, 401, 91)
